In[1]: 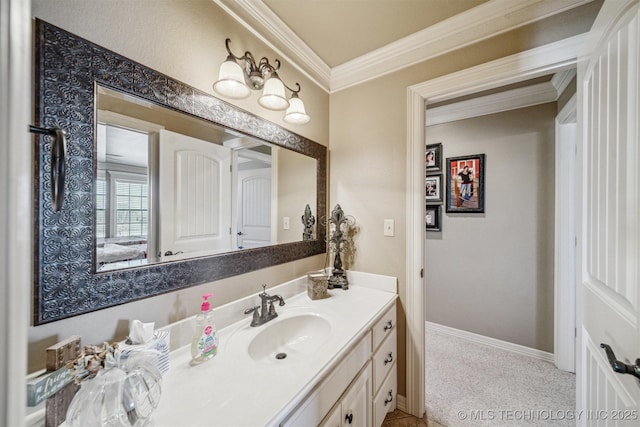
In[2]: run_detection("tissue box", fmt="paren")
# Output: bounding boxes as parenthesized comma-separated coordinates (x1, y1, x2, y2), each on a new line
(307, 271, 331, 300)
(118, 330, 170, 375)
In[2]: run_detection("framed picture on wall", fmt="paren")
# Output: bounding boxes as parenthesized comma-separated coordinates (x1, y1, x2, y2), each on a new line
(446, 154, 486, 213)
(426, 205, 441, 232)
(425, 143, 443, 172)
(425, 174, 443, 204)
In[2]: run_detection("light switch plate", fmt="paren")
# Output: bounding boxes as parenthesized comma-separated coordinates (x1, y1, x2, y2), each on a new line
(283, 217, 290, 230)
(384, 219, 394, 236)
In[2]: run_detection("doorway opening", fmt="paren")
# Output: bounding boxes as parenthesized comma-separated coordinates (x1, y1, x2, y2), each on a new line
(404, 35, 585, 417)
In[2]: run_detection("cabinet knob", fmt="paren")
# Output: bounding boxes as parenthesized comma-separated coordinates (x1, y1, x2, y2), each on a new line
(345, 411, 353, 424)
(384, 390, 394, 406)
(384, 352, 394, 365)
(383, 320, 393, 331)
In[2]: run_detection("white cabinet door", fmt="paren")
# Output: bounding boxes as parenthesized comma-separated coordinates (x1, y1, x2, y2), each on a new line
(340, 362, 371, 427)
(319, 363, 372, 427)
(577, 0, 640, 420)
(319, 403, 341, 427)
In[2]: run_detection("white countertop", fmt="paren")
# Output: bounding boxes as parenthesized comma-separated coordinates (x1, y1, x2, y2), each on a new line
(154, 275, 396, 426)
(24, 271, 397, 427)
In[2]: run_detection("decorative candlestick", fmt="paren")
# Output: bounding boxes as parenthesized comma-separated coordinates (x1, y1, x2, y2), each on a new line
(301, 204, 315, 240)
(327, 204, 355, 290)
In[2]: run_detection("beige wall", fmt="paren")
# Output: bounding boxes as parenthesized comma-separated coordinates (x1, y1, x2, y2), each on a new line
(28, 0, 329, 372)
(276, 148, 317, 243)
(329, 1, 600, 396)
(425, 104, 557, 352)
(29, 0, 600, 400)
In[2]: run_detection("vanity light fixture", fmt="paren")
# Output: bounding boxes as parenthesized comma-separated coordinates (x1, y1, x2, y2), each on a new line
(213, 38, 310, 124)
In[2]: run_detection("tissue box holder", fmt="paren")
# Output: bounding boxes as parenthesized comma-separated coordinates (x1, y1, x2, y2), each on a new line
(307, 271, 331, 300)
(118, 331, 170, 376)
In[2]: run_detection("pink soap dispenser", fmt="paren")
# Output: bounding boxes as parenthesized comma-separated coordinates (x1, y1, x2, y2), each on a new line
(190, 293, 219, 365)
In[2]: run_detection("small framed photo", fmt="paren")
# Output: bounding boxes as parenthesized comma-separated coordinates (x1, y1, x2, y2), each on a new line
(426, 143, 443, 172)
(425, 174, 443, 204)
(446, 154, 486, 213)
(426, 205, 441, 232)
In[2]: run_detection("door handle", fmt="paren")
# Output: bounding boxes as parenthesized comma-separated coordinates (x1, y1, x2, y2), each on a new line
(163, 250, 183, 256)
(600, 343, 640, 380)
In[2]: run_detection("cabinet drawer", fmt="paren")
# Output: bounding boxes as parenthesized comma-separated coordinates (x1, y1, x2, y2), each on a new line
(372, 305, 396, 352)
(373, 363, 397, 427)
(372, 328, 397, 394)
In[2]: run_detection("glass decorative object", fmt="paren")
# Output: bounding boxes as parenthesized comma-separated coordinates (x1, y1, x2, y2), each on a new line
(66, 350, 162, 426)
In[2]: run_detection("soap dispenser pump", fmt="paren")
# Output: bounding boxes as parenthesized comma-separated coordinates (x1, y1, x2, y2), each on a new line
(190, 293, 219, 365)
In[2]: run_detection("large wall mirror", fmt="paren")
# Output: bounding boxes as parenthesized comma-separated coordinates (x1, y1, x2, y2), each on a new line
(33, 20, 326, 325)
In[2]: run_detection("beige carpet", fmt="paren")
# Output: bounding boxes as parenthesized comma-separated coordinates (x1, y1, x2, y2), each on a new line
(425, 326, 576, 426)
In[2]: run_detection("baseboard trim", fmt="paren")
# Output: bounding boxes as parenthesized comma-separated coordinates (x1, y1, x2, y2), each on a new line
(396, 394, 407, 412)
(426, 322, 555, 364)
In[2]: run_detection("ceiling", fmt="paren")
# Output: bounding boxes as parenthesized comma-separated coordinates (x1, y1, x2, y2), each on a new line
(214, 0, 594, 93)
(262, 0, 488, 68)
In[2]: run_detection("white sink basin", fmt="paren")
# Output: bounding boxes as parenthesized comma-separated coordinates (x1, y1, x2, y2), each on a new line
(247, 314, 331, 363)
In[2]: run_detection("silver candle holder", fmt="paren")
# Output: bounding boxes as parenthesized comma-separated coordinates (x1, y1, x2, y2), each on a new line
(327, 204, 356, 290)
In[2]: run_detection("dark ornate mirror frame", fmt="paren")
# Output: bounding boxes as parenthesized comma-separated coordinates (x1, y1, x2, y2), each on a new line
(33, 19, 327, 325)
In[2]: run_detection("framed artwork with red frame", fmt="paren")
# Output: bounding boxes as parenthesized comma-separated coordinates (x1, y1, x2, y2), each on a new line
(446, 154, 486, 213)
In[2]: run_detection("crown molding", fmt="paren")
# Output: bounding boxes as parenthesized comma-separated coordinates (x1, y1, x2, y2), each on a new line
(426, 81, 559, 126)
(551, 68, 578, 94)
(217, 0, 592, 94)
(330, 0, 592, 92)
(213, 0, 332, 92)
(425, 67, 578, 126)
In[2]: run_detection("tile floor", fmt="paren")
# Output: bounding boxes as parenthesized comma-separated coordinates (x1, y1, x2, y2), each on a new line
(382, 409, 446, 427)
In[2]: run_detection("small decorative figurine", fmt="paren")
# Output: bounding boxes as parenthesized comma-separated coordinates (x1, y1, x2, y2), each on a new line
(327, 204, 356, 290)
(301, 204, 315, 240)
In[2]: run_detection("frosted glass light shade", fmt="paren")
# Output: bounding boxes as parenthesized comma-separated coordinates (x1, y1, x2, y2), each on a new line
(213, 59, 250, 99)
(284, 95, 310, 124)
(258, 76, 289, 110)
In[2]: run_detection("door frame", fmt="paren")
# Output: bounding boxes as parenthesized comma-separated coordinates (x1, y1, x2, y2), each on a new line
(405, 34, 586, 416)
(0, 0, 32, 423)
(555, 94, 578, 372)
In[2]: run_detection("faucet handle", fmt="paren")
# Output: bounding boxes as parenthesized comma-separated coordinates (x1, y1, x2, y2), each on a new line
(261, 284, 268, 294)
(244, 306, 259, 315)
(268, 301, 276, 316)
(244, 306, 260, 326)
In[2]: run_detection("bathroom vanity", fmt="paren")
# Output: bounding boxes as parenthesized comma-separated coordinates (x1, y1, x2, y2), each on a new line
(154, 270, 397, 426)
(25, 271, 397, 426)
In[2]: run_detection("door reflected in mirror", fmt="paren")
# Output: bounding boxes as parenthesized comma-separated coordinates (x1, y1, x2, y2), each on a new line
(96, 86, 317, 272)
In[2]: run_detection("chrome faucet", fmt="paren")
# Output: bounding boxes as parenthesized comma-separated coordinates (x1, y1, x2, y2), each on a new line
(244, 284, 285, 327)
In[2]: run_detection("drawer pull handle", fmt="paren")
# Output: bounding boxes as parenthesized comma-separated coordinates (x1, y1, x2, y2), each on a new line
(383, 320, 393, 331)
(384, 390, 394, 406)
(384, 352, 393, 365)
(345, 412, 354, 424)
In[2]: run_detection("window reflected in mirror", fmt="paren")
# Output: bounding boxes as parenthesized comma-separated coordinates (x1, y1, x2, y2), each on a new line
(96, 123, 151, 271)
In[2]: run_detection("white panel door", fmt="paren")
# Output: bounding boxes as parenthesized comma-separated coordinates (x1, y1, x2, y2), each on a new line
(237, 167, 272, 249)
(577, 0, 640, 423)
(159, 129, 232, 259)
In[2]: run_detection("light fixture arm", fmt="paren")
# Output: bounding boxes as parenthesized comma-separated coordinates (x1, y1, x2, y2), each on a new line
(282, 81, 301, 95)
(214, 38, 310, 123)
(224, 39, 288, 90)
